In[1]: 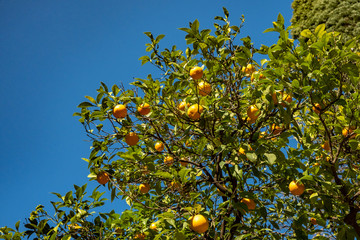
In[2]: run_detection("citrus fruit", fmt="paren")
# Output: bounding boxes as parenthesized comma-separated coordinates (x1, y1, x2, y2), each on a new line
(241, 64, 256, 75)
(240, 198, 256, 211)
(125, 132, 139, 146)
(310, 217, 317, 225)
(198, 81, 211, 96)
(187, 104, 204, 120)
(281, 92, 292, 107)
(312, 103, 321, 114)
(155, 142, 164, 152)
(342, 126, 356, 138)
(134, 233, 146, 240)
(139, 183, 150, 194)
(190, 66, 203, 80)
(113, 104, 127, 119)
(149, 222, 157, 231)
(178, 101, 190, 111)
(97, 172, 110, 185)
(271, 124, 283, 135)
(238, 147, 245, 155)
(289, 180, 305, 196)
(189, 214, 209, 234)
(321, 141, 330, 151)
(247, 105, 259, 120)
(138, 103, 151, 115)
(164, 156, 174, 166)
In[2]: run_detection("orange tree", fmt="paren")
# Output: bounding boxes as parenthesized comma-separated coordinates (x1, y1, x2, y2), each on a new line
(1, 8, 360, 240)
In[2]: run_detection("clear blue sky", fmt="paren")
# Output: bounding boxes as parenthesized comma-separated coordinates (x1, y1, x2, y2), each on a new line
(0, 0, 293, 229)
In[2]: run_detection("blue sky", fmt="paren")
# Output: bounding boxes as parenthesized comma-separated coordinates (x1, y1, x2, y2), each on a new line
(0, 0, 293, 229)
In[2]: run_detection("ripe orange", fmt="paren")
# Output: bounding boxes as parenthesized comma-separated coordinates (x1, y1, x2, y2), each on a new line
(271, 124, 283, 135)
(342, 126, 356, 139)
(180, 158, 188, 167)
(155, 142, 164, 152)
(178, 101, 190, 111)
(310, 217, 317, 225)
(198, 81, 211, 96)
(240, 198, 256, 211)
(164, 156, 174, 166)
(97, 172, 110, 185)
(250, 72, 266, 82)
(134, 233, 146, 240)
(139, 183, 150, 194)
(281, 92, 292, 107)
(247, 105, 259, 120)
(125, 132, 139, 146)
(321, 141, 330, 151)
(242, 64, 256, 75)
(247, 117, 256, 124)
(170, 181, 181, 190)
(238, 147, 245, 155)
(113, 104, 127, 119)
(289, 180, 305, 196)
(187, 104, 204, 120)
(149, 223, 157, 231)
(138, 103, 151, 116)
(189, 214, 209, 234)
(190, 66, 203, 80)
(312, 103, 321, 114)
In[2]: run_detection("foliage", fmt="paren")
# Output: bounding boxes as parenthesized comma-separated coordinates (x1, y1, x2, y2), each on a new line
(1, 8, 360, 240)
(291, 0, 360, 40)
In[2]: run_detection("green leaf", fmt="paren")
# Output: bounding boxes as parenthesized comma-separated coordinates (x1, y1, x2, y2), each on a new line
(155, 171, 173, 179)
(264, 153, 276, 165)
(77, 102, 94, 108)
(85, 96, 96, 104)
(246, 153, 257, 163)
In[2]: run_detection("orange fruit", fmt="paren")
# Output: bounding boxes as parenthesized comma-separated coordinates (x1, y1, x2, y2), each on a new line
(310, 217, 317, 225)
(271, 92, 278, 105)
(241, 64, 256, 75)
(342, 126, 356, 138)
(134, 233, 146, 240)
(170, 181, 181, 190)
(250, 72, 266, 82)
(113, 104, 127, 119)
(139, 183, 150, 194)
(289, 180, 305, 196)
(281, 92, 292, 107)
(149, 222, 157, 231)
(164, 156, 174, 166)
(321, 141, 330, 151)
(271, 124, 283, 135)
(155, 142, 164, 152)
(97, 172, 110, 185)
(138, 103, 151, 116)
(190, 66, 203, 80)
(198, 81, 211, 96)
(247, 117, 256, 124)
(180, 158, 188, 167)
(189, 214, 209, 234)
(125, 132, 139, 146)
(240, 198, 256, 211)
(247, 105, 259, 120)
(238, 147, 246, 155)
(178, 101, 190, 111)
(312, 103, 321, 114)
(187, 104, 204, 120)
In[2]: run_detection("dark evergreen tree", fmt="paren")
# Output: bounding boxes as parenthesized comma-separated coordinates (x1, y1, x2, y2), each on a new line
(291, 0, 360, 40)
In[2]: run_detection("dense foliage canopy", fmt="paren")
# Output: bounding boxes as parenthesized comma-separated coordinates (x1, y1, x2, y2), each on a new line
(1, 8, 360, 240)
(291, 0, 360, 40)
